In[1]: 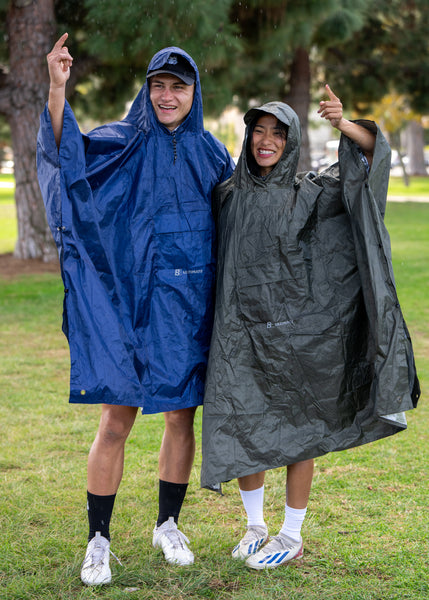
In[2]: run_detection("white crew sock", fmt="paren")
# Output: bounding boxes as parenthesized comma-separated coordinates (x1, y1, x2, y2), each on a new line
(280, 504, 307, 542)
(239, 485, 266, 527)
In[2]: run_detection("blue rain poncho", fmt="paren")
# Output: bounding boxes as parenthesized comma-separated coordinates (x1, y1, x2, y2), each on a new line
(201, 102, 419, 488)
(37, 47, 234, 413)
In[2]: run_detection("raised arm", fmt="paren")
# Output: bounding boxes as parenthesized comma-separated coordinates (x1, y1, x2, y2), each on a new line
(318, 84, 375, 164)
(46, 33, 73, 148)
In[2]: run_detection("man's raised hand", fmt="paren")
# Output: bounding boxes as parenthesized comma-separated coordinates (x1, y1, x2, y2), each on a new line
(47, 33, 73, 88)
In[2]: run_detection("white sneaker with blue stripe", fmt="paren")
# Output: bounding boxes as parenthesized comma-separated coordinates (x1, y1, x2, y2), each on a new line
(245, 532, 303, 569)
(232, 525, 268, 559)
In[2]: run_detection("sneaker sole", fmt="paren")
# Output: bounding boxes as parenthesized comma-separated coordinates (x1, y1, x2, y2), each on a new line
(81, 573, 112, 586)
(165, 556, 194, 566)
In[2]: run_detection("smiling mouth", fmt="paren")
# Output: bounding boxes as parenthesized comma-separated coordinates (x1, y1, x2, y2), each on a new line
(159, 105, 176, 112)
(257, 149, 275, 156)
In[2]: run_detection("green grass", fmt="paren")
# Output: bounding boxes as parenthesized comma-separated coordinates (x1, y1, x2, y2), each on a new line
(0, 174, 16, 254)
(388, 176, 429, 197)
(0, 184, 428, 599)
(384, 203, 429, 391)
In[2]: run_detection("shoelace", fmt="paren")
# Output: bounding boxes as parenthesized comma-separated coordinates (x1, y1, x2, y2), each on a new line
(264, 534, 296, 553)
(242, 526, 267, 543)
(110, 548, 123, 566)
(87, 540, 123, 567)
(162, 526, 190, 549)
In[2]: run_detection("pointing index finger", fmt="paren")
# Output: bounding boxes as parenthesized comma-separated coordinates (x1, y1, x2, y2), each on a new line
(54, 32, 69, 50)
(325, 84, 339, 102)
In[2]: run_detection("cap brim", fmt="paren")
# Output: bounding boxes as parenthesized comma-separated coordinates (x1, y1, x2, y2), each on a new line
(147, 69, 194, 86)
(244, 108, 270, 126)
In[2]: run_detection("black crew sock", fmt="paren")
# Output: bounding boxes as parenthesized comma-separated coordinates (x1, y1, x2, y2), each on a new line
(156, 479, 188, 527)
(87, 491, 116, 542)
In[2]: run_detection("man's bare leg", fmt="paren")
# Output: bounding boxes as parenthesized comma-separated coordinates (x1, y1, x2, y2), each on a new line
(158, 406, 197, 484)
(81, 404, 138, 585)
(85, 404, 138, 540)
(87, 404, 138, 495)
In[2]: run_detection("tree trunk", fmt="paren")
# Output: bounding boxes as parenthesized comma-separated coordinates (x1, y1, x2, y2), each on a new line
(405, 120, 427, 176)
(284, 47, 311, 172)
(390, 130, 409, 186)
(5, 0, 57, 261)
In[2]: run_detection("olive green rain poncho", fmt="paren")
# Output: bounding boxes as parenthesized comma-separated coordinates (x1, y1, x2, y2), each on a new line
(200, 102, 419, 488)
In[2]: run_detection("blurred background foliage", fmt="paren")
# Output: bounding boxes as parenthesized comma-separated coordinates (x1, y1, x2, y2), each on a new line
(0, 0, 428, 259)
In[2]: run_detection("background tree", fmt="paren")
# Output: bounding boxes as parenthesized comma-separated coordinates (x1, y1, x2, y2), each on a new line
(321, 0, 429, 175)
(405, 121, 427, 177)
(363, 93, 421, 185)
(0, 0, 58, 260)
(63, 0, 241, 120)
(229, 0, 371, 170)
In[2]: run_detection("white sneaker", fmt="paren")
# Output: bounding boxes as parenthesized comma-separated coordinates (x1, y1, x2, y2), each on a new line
(245, 533, 303, 570)
(80, 532, 118, 586)
(232, 525, 269, 559)
(152, 517, 194, 566)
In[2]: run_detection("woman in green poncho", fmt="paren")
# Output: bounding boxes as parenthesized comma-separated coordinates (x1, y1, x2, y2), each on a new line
(201, 86, 419, 570)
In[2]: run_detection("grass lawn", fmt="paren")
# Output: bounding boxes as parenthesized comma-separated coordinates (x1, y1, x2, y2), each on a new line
(0, 174, 16, 254)
(0, 180, 428, 599)
(388, 176, 429, 197)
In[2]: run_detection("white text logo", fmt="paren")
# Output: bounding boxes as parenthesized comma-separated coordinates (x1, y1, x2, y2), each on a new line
(267, 320, 294, 329)
(175, 268, 203, 276)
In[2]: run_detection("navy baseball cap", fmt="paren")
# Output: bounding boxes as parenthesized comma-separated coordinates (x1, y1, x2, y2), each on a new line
(147, 54, 195, 85)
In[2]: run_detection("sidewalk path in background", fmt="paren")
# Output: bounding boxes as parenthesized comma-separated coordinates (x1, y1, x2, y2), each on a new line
(388, 196, 429, 202)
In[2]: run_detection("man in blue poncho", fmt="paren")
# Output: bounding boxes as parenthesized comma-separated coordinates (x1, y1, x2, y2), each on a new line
(37, 34, 234, 584)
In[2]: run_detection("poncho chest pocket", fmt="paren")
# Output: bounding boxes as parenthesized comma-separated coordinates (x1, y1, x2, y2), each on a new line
(236, 257, 306, 325)
(153, 209, 214, 270)
(150, 209, 216, 339)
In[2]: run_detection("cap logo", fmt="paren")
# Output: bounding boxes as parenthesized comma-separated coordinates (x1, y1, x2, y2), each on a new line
(167, 56, 178, 65)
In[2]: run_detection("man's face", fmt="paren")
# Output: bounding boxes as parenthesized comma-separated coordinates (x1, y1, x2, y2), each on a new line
(149, 74, 195, 131)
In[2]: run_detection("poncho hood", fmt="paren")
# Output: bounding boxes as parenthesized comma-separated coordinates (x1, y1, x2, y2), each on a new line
(124, 46, 204, 134)
(231, 102, 301, 190)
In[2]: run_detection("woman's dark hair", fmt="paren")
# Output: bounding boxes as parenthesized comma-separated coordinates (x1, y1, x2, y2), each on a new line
(246, 112, 288, 176)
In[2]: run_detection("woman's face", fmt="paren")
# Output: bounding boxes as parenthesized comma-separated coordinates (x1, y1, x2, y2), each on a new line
(250, 114, 287, 176)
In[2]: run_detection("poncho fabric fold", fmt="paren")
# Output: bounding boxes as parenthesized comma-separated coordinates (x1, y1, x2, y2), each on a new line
(37, 47, 234, 413)
(200, 102, 419, 488)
